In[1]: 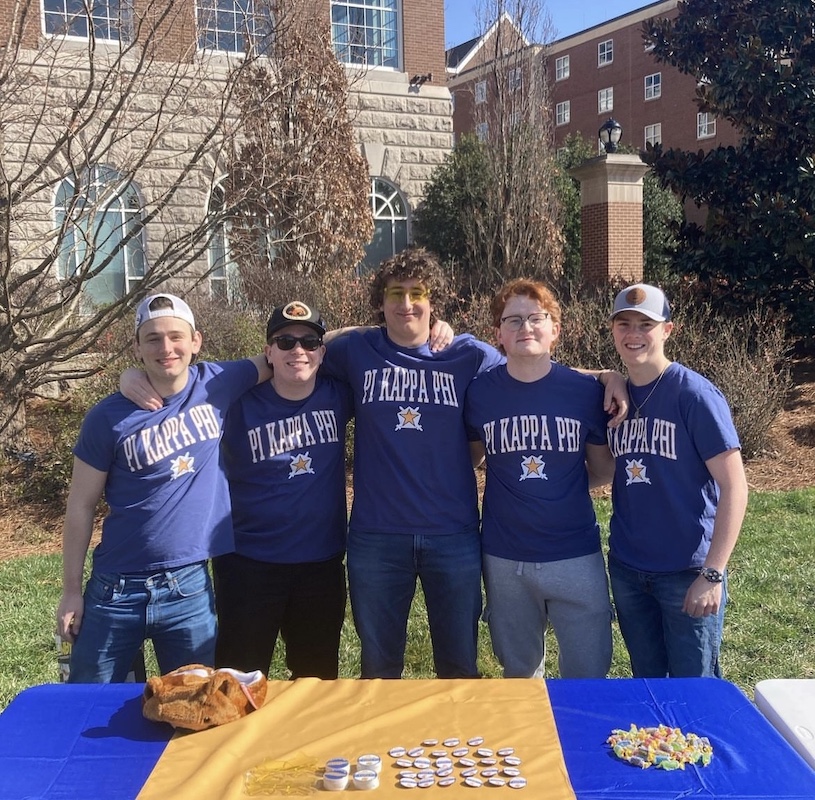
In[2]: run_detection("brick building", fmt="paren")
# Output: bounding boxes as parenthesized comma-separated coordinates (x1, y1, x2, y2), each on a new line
(448, 0, 740, 155)
(0, 0, 452, 306)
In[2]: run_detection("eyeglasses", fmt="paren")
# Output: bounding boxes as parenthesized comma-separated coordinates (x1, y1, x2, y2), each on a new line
(383, 286, 429, 303)
(270, 334, 323, 351)
(499, 312, 551, 331)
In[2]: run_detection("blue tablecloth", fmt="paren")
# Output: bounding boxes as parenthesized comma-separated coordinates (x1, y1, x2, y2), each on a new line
(1, 678, 813, 799)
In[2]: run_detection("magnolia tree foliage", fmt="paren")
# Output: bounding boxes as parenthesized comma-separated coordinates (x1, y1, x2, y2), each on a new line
(225, 1, 372, 308)
(643, 0, 815, 338)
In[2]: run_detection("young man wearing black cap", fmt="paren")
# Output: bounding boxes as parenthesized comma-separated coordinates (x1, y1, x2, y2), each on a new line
(606, 283, 748, 678)
(56, 294, 271, 682)
(213, 301, 353, 679)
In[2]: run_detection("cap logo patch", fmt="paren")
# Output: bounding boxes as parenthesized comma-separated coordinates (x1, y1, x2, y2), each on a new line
(626, 287, 647, 306)
(282, 301, 311, 320)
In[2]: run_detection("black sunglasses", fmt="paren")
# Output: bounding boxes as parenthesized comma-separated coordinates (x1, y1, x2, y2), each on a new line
(270, 334, 323, 351)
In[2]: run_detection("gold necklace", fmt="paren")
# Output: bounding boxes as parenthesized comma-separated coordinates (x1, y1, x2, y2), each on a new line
(629, 364, 670, 420)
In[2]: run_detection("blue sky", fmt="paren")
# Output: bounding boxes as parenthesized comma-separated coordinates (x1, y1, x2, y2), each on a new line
(444, 0, 650, 47)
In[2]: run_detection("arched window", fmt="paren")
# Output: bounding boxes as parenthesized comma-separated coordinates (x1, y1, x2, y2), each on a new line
(207, 182, 240, 302)
(363, 177, 408, 271)
(55, 165, 145, 306)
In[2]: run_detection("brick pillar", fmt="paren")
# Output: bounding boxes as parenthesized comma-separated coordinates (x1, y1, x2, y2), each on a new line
(568, 154, 650, 284)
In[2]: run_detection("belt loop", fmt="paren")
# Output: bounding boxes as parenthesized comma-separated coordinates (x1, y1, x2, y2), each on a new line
(515, 561, 523, 576)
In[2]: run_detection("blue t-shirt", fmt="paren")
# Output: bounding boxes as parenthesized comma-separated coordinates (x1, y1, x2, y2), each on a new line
(221, 376, 354, 563)
(465, 362, 608, 562)
(606, 362, 741, 572)
(322, 329, 503, 535)
(74, 360, 259, 573)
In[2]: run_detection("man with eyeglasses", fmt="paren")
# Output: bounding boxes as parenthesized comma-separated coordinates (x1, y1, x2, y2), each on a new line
(465, 279, 615, 680)
(212, 301, 353, 679)
(322, 249, 625, 680)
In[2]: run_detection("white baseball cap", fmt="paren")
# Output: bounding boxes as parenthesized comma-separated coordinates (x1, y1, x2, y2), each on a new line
(610, 284, 671, 322)
(134, 294, 196, 333)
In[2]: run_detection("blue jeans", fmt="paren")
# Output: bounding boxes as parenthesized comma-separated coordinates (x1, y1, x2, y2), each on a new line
(69, 562, 216, 683)
(347, 529, 482, 679)
(609, 556, 726, 678)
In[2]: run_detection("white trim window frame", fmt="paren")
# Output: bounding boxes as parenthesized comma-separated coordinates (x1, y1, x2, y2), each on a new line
(196, 0, 273, 54)
(476, 121, 489, 141)
(474, 80, 487, 104)
(645, 72, 662, 100)
(644, 122, 662, 147)
(331, 0, 400, 70)
(556, 100, 570, 126)
(508, 67, 522, 92)
(42, 0, 133, 42)
(598, 39, 613, 67)
(555, 54, 569, 81)
(697, 111, 716, 139)
(598, 87, 613, 114)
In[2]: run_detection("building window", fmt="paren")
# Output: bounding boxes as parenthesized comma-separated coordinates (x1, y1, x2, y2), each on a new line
(555, 55, 569, 81)
(598, 39, 613, 66)
(644, 123, 662, 147)
(207, 183, 242, 302)
(645, 72, 662, 100)
(508, 67, 522, 92)
(55, 165, 145, 306)
(43, 0, 132, 41)
(197, 0, 273, 53)
(697, 111, 716, 139)
(556, 100, 570, 126)
(598, 87, 613, 114)
(331, 0, 399, 69)
(362, 178, 408, 270)
(476, 121, 489, 141)
(474, 80, 487, 104)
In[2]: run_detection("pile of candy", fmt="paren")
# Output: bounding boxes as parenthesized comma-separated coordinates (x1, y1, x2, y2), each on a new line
(607, 724, 713, 770)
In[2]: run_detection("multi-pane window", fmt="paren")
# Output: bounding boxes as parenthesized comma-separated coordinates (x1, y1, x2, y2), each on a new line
(55, 165, 145, 306)
(556, 100, 570, 126)
(508, 67, 522, 92)
(697, 111, 716, 138)
(43, 0, 132, 41)
(331, 0, 399, 69)
(474, 80, 487, 104)
(598, 87, 613, 114)
(645, 72, 662, 100)
(362, 178, 408, 270)
(644, 123, 662, 147)
(476, 121, 489, 141)
(207, 183, 241, 302)
(197, 0, 273, 53)
(598, 39, 613, 66)
(555, 55, 570, 81)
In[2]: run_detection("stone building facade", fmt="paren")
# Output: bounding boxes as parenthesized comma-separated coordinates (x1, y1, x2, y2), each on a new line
(0, 0, 453, 305)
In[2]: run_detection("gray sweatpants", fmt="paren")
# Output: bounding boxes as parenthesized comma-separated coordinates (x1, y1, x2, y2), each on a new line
(483, 551, 613, 679)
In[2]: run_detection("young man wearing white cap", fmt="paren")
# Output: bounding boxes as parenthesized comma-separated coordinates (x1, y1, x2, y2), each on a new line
(56, 294, 270, 682)
(606, 283, 748, 678)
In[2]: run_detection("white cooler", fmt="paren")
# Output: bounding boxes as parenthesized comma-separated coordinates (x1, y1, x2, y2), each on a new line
(755, 679, 815, 770)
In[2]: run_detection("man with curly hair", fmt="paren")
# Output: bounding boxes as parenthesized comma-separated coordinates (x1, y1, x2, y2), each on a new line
(324, 248, 623, 679)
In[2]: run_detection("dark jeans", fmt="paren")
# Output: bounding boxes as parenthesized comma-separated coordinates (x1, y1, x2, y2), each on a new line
(212, 552, 346, 679)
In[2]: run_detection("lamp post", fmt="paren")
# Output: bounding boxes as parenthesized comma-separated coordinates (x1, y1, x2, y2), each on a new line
(598, 118, 622, 153)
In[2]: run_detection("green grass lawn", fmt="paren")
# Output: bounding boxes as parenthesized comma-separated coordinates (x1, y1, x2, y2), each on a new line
(2, 489, 813, 710)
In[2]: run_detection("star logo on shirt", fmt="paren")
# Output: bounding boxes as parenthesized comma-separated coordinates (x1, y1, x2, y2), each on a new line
(170, 453, 195, 480)
(288, 452, 315, 478)
(519, 455, 548, 481)
(395, 406, 423, 431)
(625, 458, 651, 485)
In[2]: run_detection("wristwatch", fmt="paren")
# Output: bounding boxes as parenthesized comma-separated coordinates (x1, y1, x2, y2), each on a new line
(699, 567, 724, 584)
